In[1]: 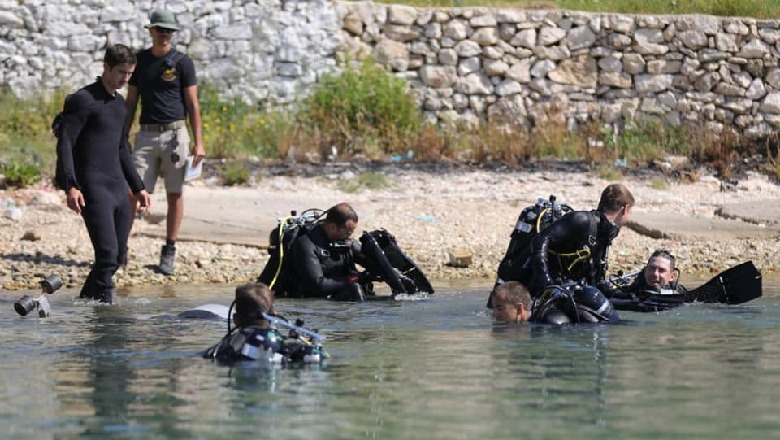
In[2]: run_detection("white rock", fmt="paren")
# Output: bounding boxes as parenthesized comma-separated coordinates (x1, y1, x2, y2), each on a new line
(3, 208, 22, 221)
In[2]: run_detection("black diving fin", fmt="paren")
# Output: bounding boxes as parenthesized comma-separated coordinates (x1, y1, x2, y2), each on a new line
(359, 229, 435, 296)
(687, 261, 762, 305)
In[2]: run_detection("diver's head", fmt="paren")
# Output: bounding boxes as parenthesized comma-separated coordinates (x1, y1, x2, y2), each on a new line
(492, 281, 532, 324)
(597, 183, 634, 227)
(324, 202, 358, 242)
(643, 249, 678, 290)
(233, 283, 275, 328)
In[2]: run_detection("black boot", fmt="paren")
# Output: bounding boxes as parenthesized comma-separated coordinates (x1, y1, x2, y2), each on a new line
(158, 244, 176, 276)
(95, 289, 115, 304)
(79, 271, 97, 299)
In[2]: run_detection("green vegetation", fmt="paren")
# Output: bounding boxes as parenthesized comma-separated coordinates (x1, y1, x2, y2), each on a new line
(338, 171, 391, 193)
(0, 58, 770, 189)
(200, 84, 297, 159)
(305, 60, 421, 158)
(373, 0, 780, 19)
(221, 162, 251, 186)
(0, 87, 63, 174)
(1, 162, 41, 188)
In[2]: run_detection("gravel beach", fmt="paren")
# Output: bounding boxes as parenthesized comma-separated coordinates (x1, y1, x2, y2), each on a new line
(2, 167, 779, 292)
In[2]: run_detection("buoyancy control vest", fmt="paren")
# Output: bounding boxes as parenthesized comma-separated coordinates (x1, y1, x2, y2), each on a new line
(494, 195, 574, 287)
(531, 283, 618, 325)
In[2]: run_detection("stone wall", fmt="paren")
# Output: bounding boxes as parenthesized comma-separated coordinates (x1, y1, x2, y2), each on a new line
(338, 4, 780, 136)
(3, 0, 780, 136)
(0, 0, 342, 104)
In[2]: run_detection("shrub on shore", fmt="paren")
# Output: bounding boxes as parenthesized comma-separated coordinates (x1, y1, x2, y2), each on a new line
(0, 87, 63, 170)
(1, 61, 776, 190)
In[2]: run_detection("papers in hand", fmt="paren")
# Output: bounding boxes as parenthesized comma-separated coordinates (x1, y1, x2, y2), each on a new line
(185, 157, 202, 181)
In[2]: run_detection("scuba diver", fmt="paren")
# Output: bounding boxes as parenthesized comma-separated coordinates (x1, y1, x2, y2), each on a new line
(289, 203, 367, 301)
(258, 203, 434, 302)
(608, 249, 687, 312)
(608, 250, 762, 312)
(490, 280, 619, 325)
(487, 184, 635, 325)
(202, 283, 326, 364)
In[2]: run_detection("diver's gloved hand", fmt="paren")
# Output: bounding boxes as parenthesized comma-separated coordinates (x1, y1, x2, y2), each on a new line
(398, 273, 416, 294)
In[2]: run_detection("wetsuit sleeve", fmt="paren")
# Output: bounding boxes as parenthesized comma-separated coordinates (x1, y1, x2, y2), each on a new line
(293, 236, 351, 297)
(55, 93, 90, 191)
(530, 211, 594, 288)
(119, 134, 144, 194)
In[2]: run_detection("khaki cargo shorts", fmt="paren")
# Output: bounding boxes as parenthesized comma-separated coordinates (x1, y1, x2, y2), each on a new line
(133, 125, 190, 194)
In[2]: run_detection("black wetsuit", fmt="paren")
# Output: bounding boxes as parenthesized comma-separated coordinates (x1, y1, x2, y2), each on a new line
(530, 210, 619, 297)
(609, 274, 691, 312)
(289, 224, 366, 300)
(129, 48, 197, 124)
(55, 79, 145, 300)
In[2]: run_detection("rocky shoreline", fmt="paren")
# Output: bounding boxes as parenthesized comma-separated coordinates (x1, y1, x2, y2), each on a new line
(2, 166, 779, 292)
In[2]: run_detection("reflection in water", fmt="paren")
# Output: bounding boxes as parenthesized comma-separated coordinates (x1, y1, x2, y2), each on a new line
(0, 278, 777, 439)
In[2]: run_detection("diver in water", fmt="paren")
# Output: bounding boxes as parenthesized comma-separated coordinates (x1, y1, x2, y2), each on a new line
(618, 250, 685, 294)
(288, 203, 370, 301)
(607, 249, 690, 312)
(259, 203, 434, 301)
(510, 184, 634, 324)
(491, 280, 619, 325)
(607, 250, 764, 312)
(203, 283, 324, 364)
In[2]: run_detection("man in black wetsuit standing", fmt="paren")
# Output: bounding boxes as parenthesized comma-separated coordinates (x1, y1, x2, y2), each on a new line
(125, 9, 205, 276)
(289, 203, 368, 301)
(55, 44, 151, 304)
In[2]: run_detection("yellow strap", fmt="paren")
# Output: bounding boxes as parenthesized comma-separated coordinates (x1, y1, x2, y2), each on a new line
(535, 208, 549, 233)
(535, 205, 591, 274)
(550, 246, 592, 272)
(268, 216, 295, 290)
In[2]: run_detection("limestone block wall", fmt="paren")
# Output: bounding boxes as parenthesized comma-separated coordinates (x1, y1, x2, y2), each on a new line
(0, 0, 342, 104)
(3, 0, 780, 137)
(338, 3, 780, 136)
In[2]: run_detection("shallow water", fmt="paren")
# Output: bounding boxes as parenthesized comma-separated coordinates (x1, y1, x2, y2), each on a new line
(2, 275, 779, 439)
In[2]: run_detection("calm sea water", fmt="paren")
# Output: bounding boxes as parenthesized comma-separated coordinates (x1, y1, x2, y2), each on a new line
(1, 274, 779, 440)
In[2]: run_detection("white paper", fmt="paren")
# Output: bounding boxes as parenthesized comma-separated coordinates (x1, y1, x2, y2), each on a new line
(184, 157, 202, 181)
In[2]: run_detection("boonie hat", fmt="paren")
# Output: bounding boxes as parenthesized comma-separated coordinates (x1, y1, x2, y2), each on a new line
(144, 10, 179, 31)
